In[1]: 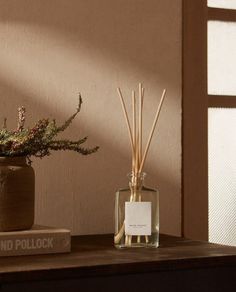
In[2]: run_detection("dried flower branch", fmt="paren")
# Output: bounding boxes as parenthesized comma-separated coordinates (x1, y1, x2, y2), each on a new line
(17, 106, 26, 132)
(0, 94, 98, 163)
(2, 118, 7, 129)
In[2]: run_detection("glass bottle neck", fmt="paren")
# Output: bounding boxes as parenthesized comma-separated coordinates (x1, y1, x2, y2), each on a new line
(128, 172, 146, 190)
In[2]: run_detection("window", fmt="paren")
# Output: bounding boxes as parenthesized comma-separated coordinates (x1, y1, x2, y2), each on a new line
(183, 0, 236, 244)
(207, 1, 236, 246)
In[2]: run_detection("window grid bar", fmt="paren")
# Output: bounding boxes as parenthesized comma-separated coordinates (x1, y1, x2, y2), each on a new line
(208, 95, 236, 108)
(208, 7, 236, 21)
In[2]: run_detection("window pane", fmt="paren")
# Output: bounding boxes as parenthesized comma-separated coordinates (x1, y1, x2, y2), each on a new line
(208, 108, 236, 246)
(208, 21, 236, 95)
(208, 0, 236, 9)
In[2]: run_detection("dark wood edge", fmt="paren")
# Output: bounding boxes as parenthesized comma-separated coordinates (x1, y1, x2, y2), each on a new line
(1, 255, 236, 285)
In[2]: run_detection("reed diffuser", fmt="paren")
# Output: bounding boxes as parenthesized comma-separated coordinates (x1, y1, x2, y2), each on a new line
(114, 83, 166, 248)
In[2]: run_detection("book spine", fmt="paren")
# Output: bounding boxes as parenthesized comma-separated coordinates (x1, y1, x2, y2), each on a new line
(0, 232, 71, 256)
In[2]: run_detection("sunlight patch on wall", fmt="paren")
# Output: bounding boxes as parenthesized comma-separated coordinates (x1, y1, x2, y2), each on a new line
(0, 22, 179, 176)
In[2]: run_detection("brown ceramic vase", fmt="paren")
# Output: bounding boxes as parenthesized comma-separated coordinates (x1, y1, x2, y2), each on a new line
(0, 156, 35, 231)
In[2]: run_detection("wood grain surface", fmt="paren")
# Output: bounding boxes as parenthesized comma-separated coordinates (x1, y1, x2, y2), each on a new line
(0, 234, 236, 285)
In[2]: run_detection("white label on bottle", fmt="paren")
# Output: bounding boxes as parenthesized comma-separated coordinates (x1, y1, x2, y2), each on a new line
(125, 202, 151, 236)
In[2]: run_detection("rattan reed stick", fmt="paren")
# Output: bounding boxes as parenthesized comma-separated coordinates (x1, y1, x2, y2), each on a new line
(139, 89, 166, 173)
(132, 90, 136, 173)
(117, 88, 134, 154)
(138, 83, 143, 169)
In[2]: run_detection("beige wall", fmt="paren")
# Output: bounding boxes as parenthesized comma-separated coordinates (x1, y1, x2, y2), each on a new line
(0, 0, 182, 236)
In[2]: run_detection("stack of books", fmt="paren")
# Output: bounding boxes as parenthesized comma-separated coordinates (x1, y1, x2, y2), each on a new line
(0, 225, 71, 256)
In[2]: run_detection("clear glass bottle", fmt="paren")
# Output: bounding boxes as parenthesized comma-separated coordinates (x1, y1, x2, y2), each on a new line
(114, 173, 159, 248)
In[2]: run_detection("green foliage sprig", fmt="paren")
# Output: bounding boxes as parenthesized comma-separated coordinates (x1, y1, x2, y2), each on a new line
(0, 94, 99, 163)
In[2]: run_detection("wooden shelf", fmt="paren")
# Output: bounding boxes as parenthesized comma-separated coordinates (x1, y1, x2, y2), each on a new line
(0, 234, 236, 291)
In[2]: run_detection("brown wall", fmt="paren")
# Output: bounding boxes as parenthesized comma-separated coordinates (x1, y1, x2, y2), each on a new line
(0, 0, 182, 235)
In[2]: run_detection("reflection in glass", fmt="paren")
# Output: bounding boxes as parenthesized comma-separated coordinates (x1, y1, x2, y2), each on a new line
(208, 21, 236, 95)
(208, 108, 236, 246)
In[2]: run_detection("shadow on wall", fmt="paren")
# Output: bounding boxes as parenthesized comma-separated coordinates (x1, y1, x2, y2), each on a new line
(0, 0, 181, 235)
